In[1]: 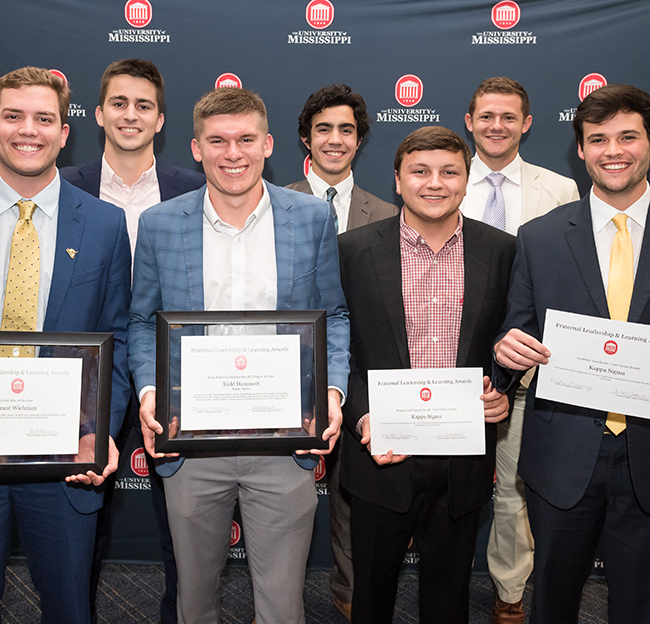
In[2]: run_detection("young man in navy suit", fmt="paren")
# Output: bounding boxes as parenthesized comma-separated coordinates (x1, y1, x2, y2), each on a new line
(0, 66, 130, 624)
(61, 59, 204, 624)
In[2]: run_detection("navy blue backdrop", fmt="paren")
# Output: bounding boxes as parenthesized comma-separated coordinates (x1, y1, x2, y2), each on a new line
(2, 0, 648, 573)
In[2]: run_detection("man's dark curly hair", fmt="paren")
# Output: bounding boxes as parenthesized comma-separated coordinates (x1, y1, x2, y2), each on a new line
(298, 84, 370, 145)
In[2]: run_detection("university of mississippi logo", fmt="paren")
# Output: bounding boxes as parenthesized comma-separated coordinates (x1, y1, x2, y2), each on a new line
(306, 0, 334, 29)
(11, 379, 24, 394)
(395, 75, 423, 108)
(491, 1, 520, 29)
(303, 156, 312, 178)
(125, 0, 152, 27)
(235, 355, 247, 370)
(49, 69, 68, 85)
(314, 457, 326, 481)
(579, 73, 607, 101)
(130, 447, 149, 477)
(420, 388, 432, 402)
(215, 73, 243, 89)
(604, 340, 618, 355)
(230, 521, 241, 546)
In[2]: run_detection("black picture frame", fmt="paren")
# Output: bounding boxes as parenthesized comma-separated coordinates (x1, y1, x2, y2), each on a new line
(0, 332, 113, 479)
(155, 310, 328, 453)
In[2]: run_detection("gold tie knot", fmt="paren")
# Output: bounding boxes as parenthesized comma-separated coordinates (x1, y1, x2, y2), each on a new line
(17, 199, 37, 221)
(612, 212, 629, 233)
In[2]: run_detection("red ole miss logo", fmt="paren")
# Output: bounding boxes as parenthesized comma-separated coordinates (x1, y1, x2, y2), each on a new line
(124, 0, 152, 28)
(303, 155, 312, 178)
(579, 73, 607, 102)
(215, 73, 243, 89)
(420, 387, 431, 402)
(235, 355, 247, 370)
(131, 447, 149, 477)
(49, 69, 68, 85)
(231, 521, 241, 546)
(11, 379, 24, 394)
(395, 75, 423, 108)
(491, 1, 520, 29)
(604, 340, 618, 355)
(306, 0, 334, 29)
(314, 456, 326, 481)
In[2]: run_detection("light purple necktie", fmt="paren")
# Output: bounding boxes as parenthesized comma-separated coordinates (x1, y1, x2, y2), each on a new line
(483, 172, 506, 231)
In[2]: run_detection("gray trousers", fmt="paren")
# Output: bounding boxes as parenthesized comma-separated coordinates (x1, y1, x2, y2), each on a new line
(164, 455, 318, 624)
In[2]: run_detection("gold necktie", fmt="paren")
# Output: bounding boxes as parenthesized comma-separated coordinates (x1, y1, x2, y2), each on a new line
(606, 213, 633, 435)
(1, 200, 40, 358)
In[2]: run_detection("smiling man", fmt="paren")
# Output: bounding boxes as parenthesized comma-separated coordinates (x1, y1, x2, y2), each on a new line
(493, 84, 650, 624)
(462, 77, 580, 624)
(128, 87, 349, 624)
(338, 126, 515, 623)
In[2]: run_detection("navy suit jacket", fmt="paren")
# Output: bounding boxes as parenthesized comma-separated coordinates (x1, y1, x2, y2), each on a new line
(48, 179, 132, 513)
(60, 159, 205, 200)
(338, 216, 515, 517)
(494, 196, 650, 512)
(128, 182, 350, 476)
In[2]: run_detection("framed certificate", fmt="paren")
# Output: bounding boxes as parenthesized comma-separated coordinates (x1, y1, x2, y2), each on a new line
(0, 332, 113, 479)
(155, 310, 329, 453)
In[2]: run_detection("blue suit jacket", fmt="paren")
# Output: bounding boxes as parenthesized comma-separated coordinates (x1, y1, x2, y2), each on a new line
(128, 182, 350, 476)
(494, 196, 650, 512)
(60, 159, 205, 200)
(48, 179, 132, 512)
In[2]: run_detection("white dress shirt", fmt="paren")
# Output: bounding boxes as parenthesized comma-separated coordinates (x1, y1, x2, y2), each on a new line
(0, 173, 60, 330)
(460, 154, 524, 235)
(307, 168, 354, 234)
(99, 154, 161, 260)
(590, 182, 649, 291)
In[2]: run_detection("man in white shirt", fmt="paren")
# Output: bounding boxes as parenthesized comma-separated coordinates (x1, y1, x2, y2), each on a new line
(493, 83, 650, 624)
(129, 87, 350, 624)
(461, 77, 579, 624)
(61, 59, 205, 624)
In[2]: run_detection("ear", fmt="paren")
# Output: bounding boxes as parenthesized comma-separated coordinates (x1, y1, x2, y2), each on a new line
(301, 135, 310, 150)
(264, 133, 274, 158)
(577, 143, 585, 161)
(156, 112, 165, 133)
(464, 113, 473, 132)
(191, 137, 202, 163)
(95, 106, 104, 128)
(522, 115, 533, 134)
(60, 123, 70, 149)
(394, 170, 401, 196)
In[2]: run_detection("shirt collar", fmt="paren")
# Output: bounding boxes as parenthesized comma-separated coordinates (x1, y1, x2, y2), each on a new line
(399, 207, 463, 252)
(307, 168, 354, 205)
(590, 182, 650, 232)
(101, 153, 157, 188)
(0, 170, 60, 220)
(203, 180, 272, 234)
(469, 153, 522, 186)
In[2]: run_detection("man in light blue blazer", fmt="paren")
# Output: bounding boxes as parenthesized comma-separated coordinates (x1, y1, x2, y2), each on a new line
(129, 87, 349, 624)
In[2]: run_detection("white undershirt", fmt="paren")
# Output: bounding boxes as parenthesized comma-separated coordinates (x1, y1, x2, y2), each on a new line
(306, 168, 354, 234)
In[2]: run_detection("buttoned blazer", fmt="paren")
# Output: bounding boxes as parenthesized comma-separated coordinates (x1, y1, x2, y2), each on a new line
(286, 179, 398, 230)
(49, 179, 132, 513)
(520, 160, 580, 223)
(494, 196, 650, 512)
(128, 182, 350, 476)
(60, 160, 206, 200)
(338, 215, 515, 517)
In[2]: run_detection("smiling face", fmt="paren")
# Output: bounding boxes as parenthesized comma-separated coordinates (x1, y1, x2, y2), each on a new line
(191, 112, 273, 209)
(396, 148, 468, 238)
(96, 74, 164, 155)
(465, 93, 532, 170)
(303, 105, 360, 185)
(578, 111, 650, 210)
(0, 85, 69, 195)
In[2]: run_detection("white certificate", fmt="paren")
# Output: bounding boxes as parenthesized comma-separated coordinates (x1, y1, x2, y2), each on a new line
(368, 368, 485, 456)
(181, 334, 302, 430)
(0, 358, 83, 455)
(537, 309, 650, 418)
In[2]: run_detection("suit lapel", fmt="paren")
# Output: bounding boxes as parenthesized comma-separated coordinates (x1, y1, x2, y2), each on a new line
(181, 193, 205, 311)
(44, 182, 85, 330)
(564, 197, 610, 318)
(268, 184, 294, 309)
(369, 219, 410, 368)
(628, 209, 650, 322)
(457, 220, 490, 367)
(521, 161, 542, 223)
(347, 185, 370, 230)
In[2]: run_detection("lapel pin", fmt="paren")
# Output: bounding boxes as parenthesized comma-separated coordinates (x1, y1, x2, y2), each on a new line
(66, 248, 79, 259)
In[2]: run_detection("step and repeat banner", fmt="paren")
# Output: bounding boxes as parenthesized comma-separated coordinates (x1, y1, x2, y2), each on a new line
(2, 0, 649, 574)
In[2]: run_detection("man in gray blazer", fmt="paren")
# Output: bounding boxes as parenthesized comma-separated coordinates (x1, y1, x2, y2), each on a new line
(461, 77, 579, 624)
(287, 84, 397, 619)
(129, 87, 349, 624)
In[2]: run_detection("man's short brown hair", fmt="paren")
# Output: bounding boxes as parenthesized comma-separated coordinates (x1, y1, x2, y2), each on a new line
(98, 59, 164, 113)
(0, 66, 71, 125)
(573, 83, 650, 148)
(468, 76, 530, 119)
(193, 88, 268, 138)
(394, 126, 472, 176)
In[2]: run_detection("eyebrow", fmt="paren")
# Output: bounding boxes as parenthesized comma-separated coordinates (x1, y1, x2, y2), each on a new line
(2, 107, 57, 117)
(314, 121, 356, 129)
(586, 129, 642, 139)
(107, 95, 156, 106)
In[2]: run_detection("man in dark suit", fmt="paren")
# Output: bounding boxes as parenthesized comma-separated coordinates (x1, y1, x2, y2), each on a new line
(338, 126, 515, 623)
(0, 67, 130, 623)
(493, 84, 650, 624)
(60, 59, 204, 624)
(287, 84, 397, 619)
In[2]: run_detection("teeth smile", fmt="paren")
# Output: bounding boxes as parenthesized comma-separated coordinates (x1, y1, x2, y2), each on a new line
(15, 145, 40, 152)
(602, 164, 628, 170)
(120, 128, 139, 133)
(223, 167, 246, 174)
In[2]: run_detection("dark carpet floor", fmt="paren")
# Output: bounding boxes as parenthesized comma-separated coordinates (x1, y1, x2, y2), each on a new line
(0, 560, 608, 623)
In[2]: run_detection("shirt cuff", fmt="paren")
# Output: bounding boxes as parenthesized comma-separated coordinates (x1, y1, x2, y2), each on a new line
(139, 385, 156, 403)
(356, 413, 369, 437)
(328, 385, 346, 406)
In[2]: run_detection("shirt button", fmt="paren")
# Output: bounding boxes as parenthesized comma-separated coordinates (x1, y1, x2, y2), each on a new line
(432, 297, 438, 303)
(594, 419, 603, 427)
(432, 337, 438, 343)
